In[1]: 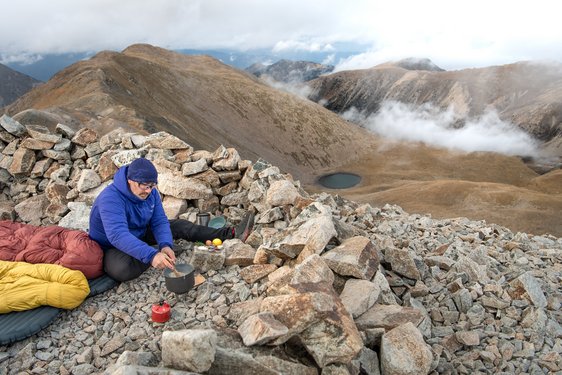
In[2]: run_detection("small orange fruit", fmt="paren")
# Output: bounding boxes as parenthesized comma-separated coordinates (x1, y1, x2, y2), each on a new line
(205, 240, 212, 246)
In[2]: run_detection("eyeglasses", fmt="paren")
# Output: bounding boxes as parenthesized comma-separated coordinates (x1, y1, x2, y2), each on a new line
(137, 182, 157, 190)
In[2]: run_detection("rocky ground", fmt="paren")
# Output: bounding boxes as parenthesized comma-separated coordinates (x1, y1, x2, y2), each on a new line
(0, 114, 561, 374)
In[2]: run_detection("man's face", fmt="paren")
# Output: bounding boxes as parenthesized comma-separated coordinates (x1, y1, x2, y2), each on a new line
(128, 180, 157, 200)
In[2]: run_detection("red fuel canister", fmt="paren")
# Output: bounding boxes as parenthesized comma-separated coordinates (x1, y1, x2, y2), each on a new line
(151, 301, 171, 323)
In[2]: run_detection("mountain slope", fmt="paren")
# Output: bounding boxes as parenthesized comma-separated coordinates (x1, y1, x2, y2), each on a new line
(308, 61, 562, 155)
(246, 59, 334, 82)
(4, 45, 562, 236)
(5, 44, 377, 180)
(0, 64, 42, 107)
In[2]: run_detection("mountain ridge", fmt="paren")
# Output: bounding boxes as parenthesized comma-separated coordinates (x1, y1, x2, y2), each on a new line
(4, 44, 377, 181)
(308, 60, 562, 156)
(0, 63, 42, 107)
(3, 44, 562, 236)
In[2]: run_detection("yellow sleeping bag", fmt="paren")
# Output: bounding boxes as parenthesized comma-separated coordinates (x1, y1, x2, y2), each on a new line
(0, 261, 90, 313)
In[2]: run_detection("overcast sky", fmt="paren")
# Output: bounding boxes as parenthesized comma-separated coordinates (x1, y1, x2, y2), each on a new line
(1, 0, 561, 71)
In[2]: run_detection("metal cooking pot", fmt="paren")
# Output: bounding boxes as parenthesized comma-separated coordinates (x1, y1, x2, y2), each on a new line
(164, 263, 195, 294)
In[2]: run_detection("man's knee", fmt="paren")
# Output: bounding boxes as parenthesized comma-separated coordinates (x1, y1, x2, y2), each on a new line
(103, 249, 149, 282)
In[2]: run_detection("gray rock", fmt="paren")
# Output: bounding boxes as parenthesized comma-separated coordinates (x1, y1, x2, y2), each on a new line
(161, 329, 217, 373)
(0, 114, 26, 136)
(340, 279, 380, 318)
(322, 236, 380, 279)
(238, 312, 289, 346)
(380, 322, 432, 375)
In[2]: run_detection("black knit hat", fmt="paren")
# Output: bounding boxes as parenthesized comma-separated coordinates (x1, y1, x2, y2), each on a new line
(126, 158, 158, 183)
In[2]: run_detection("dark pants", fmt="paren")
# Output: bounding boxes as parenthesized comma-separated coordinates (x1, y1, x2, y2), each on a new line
(103, 219, 232, 282)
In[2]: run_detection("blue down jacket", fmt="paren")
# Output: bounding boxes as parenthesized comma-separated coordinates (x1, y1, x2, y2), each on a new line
(89, 165, 173, 263)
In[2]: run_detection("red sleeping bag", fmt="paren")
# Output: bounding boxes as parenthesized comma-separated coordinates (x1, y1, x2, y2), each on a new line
(0, 221, 104, 279)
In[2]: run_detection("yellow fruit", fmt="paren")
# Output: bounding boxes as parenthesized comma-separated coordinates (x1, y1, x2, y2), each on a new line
(205, 240, 212, 246)
(212, 238, 222, 246)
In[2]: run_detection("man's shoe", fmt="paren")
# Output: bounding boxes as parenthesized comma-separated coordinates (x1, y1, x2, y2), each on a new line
(235, 211, 255, 243)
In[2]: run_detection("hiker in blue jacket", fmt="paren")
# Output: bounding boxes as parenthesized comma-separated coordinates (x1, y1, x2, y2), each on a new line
(89, 157, 254, 282)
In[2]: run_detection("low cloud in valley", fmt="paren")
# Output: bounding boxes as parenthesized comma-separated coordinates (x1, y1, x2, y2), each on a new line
(342, 101, 540, 157)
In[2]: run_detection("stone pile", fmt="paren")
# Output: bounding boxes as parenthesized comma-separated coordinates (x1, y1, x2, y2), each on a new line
(0, 113, 561, 375)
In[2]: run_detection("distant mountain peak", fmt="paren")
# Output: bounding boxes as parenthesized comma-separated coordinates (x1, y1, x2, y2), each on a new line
(246, 59, 334, 82)
(389, 57, 445, 72)
(0, 64, 42, 107)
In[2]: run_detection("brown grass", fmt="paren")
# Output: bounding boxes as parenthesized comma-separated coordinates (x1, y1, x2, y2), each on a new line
(304, 142, 562, 237)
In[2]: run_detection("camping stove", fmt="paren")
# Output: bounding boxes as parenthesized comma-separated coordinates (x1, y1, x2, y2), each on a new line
(151, 300, 171, 323)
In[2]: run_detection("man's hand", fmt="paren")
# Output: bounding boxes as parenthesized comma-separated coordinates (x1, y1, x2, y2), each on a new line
(151, 248, 176, 270)
(160, 246, 176, 263)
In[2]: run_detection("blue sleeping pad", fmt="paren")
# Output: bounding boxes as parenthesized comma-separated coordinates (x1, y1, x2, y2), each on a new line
(0, 274, 118, 345)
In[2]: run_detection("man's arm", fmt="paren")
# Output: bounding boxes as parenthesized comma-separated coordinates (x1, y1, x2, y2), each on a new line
(98, 195, 159, 264)
(149, 192, 174, 251)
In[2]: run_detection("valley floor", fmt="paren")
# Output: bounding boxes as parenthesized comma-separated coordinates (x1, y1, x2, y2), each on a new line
(303, 143, 562, 237)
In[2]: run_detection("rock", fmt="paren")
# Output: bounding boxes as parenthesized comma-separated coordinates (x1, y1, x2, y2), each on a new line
(111, 150, 146, 167)
(339, 279, 380, 318)
(76, 169, 101, 192)
(355, 304, 424, 331)
(352, 347, 381, 375)
(161, 329, 217, 373)
(53, 138, 72, 151)
(114, 351, 158, 367)
(224, 240, 256, 266)
(55, 123, 76, 138)
(58, 202, 91, 231)
(321, 236, 380, 279)
(509, 271, 547, 308)
(161, 196, 187, 219)
(26, 125, 62, 143)
(20, 137, 55, 150)
(454, 256, 488, 283)
(290, 253, 334, 287)
(380, 322, 432, 375)
(144, 132, 191, 150)
(238, 312, 289, 346)
(254, 355, 318, 375)
(158, 172, 214, 200)
(227, 299, 264, 326)
(264, 275, 363, 367)
(182, 158, 209, 176)
(260, 292, 334, 344)
(100, 334, 126, 356)
(210, 347, 278, 375)
(424, 256, 455, 271)
(8, 147, 36, 175)
(14, 194, 49, 223)
(386, 247, 425, 280)
(455, 331, 480, 346)
(265, 179, 301, 207)
(239, 264, 278, 284)
(0, 114, 26, 136)
(212, 146, 240, 170)
(269, 202, 336, 260)
(190, 246, 225, 272)
(71, 128, 98, 146)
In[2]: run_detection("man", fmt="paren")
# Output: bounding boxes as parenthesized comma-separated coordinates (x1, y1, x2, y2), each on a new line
(89, 157, 254, 282)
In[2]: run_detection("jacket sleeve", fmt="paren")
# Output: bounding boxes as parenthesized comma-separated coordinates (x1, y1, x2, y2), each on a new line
(149, 191, 174, 250)
(97, 193, 158, 264)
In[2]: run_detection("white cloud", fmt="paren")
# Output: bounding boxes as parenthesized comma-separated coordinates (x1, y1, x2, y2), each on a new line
(343, 101, 540, 157)
(0, 0, 561, 70)
(321, 54, 335, 66)
(272, 40, 335, 53)
(262, 77, 313, 99)
(0, 53, 44, 66)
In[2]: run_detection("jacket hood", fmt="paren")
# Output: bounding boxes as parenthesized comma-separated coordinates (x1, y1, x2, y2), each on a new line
(113, 166, 149, 203)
